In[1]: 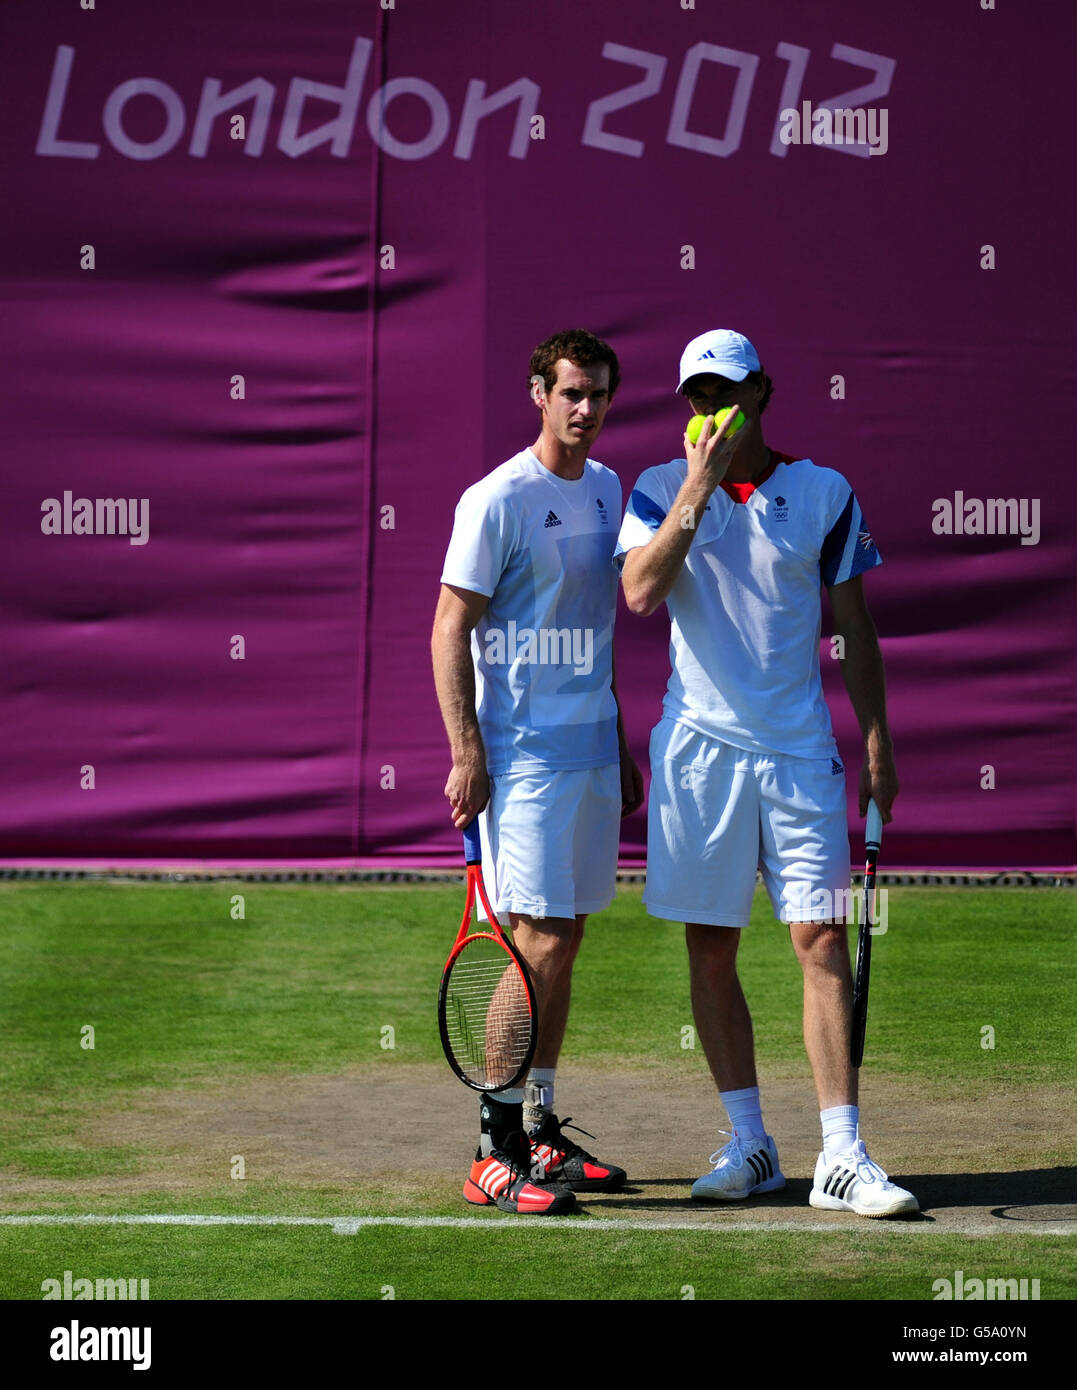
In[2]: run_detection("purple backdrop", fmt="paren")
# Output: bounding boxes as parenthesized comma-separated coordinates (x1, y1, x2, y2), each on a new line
(1, 0, 1073, 867)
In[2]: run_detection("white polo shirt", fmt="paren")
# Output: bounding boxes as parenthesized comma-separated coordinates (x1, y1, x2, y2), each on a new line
(441, 448, 621, 775)
(616, 452, 882, 759)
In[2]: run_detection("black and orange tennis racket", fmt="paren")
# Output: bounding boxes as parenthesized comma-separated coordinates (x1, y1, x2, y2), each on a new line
(850, 799, 883, 1067)
(437, 820, 537, 1092)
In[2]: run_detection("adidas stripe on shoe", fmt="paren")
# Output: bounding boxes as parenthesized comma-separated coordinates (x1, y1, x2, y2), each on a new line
(463, 1132, 576, 1215)
(691, 1131, 785, 1202)
(809, 1140, 919, 1218)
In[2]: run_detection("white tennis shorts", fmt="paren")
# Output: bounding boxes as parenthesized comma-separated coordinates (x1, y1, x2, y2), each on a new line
(478, 763, 621, 922)
(645, 717, 851, 927)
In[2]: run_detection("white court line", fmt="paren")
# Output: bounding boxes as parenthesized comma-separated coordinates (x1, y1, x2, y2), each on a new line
(0, 1213, 1071, 1236)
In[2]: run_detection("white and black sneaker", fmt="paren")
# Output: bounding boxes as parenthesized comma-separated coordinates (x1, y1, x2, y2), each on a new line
(691, 1131, 785, 1202)
(810, 1139, 919, 1218)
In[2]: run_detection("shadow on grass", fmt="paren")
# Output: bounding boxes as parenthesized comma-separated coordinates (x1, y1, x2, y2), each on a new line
(577, 1168, 1077, 1221)
(581, 1176, 812, 1214)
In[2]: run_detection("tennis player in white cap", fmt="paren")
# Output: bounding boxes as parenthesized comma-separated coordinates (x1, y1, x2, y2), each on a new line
(616, 329, 918, 1218)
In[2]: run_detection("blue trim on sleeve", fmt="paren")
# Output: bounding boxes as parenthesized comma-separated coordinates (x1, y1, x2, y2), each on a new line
(846, 527, 881, 581)
(820, 493, 856, 587)
(628, 487, 668, 531)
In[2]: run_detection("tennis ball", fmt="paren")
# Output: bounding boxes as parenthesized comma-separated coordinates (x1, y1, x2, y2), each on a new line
(686, 407, 745, 445)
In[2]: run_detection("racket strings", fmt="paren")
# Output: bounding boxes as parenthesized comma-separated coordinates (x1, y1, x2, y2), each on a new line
(443, 939, 533, 1089)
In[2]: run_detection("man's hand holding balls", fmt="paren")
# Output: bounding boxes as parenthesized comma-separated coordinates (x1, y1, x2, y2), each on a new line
(685, 406, 745, 445)
(683, 406, 746, 494)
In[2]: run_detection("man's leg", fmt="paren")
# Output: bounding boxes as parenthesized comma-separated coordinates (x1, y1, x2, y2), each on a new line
(788, 919, 857, 1111)
(509, 910, 625, 1192)
(686, 923, 784, 1201)
(641, 723, 779, 1198)
(685, 924, 757, 1090)
(474, 763, 624, 1196)
(759, 757, 913, 1215)
(511, 912, 586, 1068)
(463, 918, 580, 1214)
(789, 918, 867, 1185)
(475, 911, 585, 1145)
(790, 917, 918, 1217)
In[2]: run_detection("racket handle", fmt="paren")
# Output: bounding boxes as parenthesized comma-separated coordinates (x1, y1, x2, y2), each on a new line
(865, 799, 883, 852)
(462, 819, 482, 866)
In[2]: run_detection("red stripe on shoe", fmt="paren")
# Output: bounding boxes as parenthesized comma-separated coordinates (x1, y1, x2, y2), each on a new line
(519, 1184, 556, 1211)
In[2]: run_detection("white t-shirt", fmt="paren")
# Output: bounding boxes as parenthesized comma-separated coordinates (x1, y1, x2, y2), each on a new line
(441, 448, 621, 775)
(615, 453, 882, 759)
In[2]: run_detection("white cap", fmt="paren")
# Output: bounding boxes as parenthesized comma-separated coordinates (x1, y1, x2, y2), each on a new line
(677, 329, 760, 392)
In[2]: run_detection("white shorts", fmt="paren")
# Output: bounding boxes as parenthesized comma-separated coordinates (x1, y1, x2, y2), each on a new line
(645, 717, 851, 927)
(478, 763, 621, 922)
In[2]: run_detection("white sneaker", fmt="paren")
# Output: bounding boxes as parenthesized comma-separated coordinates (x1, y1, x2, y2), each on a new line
(691, 1131, 785, 1202)
(809, 1140, 919, 1218)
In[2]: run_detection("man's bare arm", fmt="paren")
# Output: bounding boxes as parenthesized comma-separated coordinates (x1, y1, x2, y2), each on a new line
(829, 575, 898, 822)
(431, 583, 491, 828)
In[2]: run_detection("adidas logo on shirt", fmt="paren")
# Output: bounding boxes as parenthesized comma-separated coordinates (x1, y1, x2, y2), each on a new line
(596, 498, 609, 525)
(543, 511, 562, 528)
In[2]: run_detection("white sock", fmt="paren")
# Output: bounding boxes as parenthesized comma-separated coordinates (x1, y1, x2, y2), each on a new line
(821, 1106, 859, 1162)
(721, 1086, 766, 1141)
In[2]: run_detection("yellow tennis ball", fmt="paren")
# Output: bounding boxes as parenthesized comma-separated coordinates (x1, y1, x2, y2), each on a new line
(686, 407, 745, 445)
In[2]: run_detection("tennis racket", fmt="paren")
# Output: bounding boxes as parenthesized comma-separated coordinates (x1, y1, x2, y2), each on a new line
(850, 798, 883, 1068)
(437, 819, 537, 1092)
